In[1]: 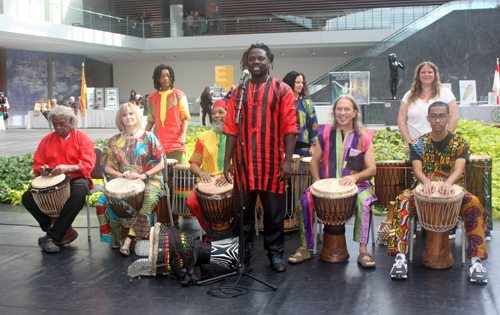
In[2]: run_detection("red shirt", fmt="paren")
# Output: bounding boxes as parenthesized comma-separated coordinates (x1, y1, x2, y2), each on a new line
(223, 77, 299, 193)
(33, 129, 96, 185)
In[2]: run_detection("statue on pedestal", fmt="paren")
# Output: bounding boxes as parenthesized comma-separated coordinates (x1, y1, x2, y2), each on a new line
(388, 54, 405, 99)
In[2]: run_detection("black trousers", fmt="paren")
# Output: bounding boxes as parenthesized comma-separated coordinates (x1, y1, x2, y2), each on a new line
(233, 189, 285, 262)
(200, 104, 212, 126)
(23, 177, 91, 242)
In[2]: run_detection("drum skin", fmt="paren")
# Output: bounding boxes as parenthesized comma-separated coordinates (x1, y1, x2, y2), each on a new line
(29, 174, 72, 217)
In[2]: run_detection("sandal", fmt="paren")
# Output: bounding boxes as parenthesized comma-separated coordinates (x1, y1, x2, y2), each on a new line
(357, 252, 376, 268)
(111, 241, 121, 249)
(119, 239, 130, 256)
(288, 248, 311, 264)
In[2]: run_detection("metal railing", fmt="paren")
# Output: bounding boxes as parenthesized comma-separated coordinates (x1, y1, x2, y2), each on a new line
(308, 0, 500, 99)
(3, 0, 448, 38)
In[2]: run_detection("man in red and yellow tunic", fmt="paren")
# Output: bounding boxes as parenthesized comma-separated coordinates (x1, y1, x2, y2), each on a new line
(145, 65, 191, 164)
(224, 43, 299, 272)
(22, 106, 95, 253)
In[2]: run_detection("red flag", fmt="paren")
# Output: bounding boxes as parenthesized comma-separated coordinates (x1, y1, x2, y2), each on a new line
(493, 58, 500, 105)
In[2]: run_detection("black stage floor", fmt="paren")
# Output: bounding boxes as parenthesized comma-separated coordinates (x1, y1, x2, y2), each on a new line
(0, 205, 499, 315)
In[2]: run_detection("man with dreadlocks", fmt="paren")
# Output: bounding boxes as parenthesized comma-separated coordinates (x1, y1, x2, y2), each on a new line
(145, 64, 191, 164)
(223, 43, 299, 272)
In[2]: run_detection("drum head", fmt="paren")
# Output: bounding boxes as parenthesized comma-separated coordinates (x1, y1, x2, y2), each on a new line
(311, 178, 357, 199)
(301, 157, 312, 164)
(31, 174, 66, 189)
(174, 164, 190, 170)
(166, 159, 178, 165)
(469, 155, 492, 161)
(104, 178, 145, 199)
(197, 175, 233, 194)
(414, 181, 463, 202)
(376, 160, 406, 165)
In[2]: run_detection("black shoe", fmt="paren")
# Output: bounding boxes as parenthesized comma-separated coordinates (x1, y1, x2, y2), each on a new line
(40, 238, 60, 253)
(270, 258, 287, 272)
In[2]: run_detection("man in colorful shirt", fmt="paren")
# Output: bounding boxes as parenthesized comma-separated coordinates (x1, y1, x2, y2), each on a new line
(389, 101, 488, 283)
(187, 99, 230, 237)
(22, 106, 95, 253)
(223, 43, 299, 272)
(145, 65, 191, 164)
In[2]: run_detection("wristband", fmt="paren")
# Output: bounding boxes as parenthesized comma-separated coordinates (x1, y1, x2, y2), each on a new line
(144, 171, 149, 178)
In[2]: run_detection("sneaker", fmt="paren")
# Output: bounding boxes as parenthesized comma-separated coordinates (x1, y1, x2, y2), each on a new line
(486, 230, 492, 242)
(449, 230, 456, 240)
(469, 261, 488, 283)
(390, 255, 407, 279)
(40, 238, 60, 253)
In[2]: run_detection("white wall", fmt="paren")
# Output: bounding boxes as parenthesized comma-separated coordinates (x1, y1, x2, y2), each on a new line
(113, 55, 351, 102)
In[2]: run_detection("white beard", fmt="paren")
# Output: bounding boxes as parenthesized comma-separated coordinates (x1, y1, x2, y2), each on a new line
(213, 122, 224, 132)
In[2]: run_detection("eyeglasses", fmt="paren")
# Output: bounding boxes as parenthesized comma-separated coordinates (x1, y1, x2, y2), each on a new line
(428, 114, 449, 120)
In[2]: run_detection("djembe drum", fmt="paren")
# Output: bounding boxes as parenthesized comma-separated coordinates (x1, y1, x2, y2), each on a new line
(128, 223, 239, 280)
(156, 158, 179, 224)
(194, 175, 234, 235)
(299, 157, 313, 196)
(30, 174, 77, 244)
(103, 178, 145, 218)
(29, 174, 72, 217)
(375, 160, 410, 209)
(466, 155, 492, 218)
(257, 154, 301, 232)
(414, 181, 463, 269)
(311, 178, 357, 262)
(172, 164, 196, 216)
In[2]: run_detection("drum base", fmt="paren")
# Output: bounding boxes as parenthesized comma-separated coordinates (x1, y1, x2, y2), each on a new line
(320, 225, 349, 263)
(421, 231, 454, 269)
(49, 217, 78, 245)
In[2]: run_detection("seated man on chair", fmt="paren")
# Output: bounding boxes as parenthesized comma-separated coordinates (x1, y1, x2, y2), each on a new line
(388, 101, 488, 283)
(22, 106, 95, 253)
(291, 94, 378, 267)
(186, 99, 231, 239)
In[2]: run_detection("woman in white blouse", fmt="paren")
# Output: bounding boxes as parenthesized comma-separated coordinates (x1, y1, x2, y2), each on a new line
(398, 61, 458, 144)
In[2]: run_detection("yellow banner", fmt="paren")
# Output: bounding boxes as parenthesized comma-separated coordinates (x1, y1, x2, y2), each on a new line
(215, 66, 233, 91)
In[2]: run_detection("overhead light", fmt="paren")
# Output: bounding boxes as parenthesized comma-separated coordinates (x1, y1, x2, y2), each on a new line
(220, 54, 225, 57)
(280, 52, 284, 56)
(136, 57, 141, 60)
(344, 51, 347, 54)
(311, 51, 316, 55)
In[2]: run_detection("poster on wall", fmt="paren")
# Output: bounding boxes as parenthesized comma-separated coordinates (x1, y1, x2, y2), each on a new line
(105, 87, 119, 109)
(459, 80, 477, 105)
(95, 88, 104, 108)
(87, 87, 95, 109)
(6, 50, 48, 125)
(215, 65, 234, 92)
(52, 53, 85, 105)
(330, 71, 370, 105)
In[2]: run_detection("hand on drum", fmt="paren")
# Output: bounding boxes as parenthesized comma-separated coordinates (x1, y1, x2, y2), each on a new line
(339, 175, 357, 186)
(199, 171, 213, 183)
(421, 182, 436, 196)
(39, 165, 52, 176)
(123, 171, 142, 180)
(51, 165, 71, 176)
(214, 175, 229, 187)
(438, 182, 455, 197)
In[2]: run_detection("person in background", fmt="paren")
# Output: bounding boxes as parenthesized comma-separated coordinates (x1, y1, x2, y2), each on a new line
(0, 92, 9, 127)
(129, 90, 137, 103)
(145, 64, 191, 164)
(200, 86, 213, 126)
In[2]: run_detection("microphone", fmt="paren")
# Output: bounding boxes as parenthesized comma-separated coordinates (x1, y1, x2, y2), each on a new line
(238, 70, 250, 86)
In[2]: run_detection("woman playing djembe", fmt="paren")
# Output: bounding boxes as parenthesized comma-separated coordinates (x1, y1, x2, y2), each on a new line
(289, 94, 378, 267)
(96, 103, 165, 256)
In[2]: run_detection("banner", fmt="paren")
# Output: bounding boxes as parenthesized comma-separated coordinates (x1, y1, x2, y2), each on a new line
(492, 58, 500, 105)
(81, 63, 87, 117)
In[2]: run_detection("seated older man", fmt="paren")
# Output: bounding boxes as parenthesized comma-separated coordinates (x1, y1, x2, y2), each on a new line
(22, 106, 95, 253)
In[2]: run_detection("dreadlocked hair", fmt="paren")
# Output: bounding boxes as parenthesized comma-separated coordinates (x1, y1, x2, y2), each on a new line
(239, 43, 274, 71)
(152, 64, 175, 91)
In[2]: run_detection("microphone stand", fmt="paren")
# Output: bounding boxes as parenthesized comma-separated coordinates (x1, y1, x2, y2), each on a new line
(196, 77, 277, 291)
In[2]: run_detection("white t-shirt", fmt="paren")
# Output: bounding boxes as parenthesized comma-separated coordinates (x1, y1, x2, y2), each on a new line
(402, 87, 456, 140)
